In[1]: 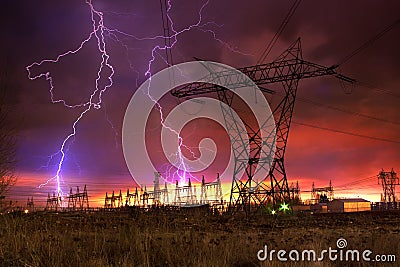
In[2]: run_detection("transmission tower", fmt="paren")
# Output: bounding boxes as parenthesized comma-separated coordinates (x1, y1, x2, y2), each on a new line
(174, 180, 181, 205)
(104, 190, 123, 208)
(200, 174, 223, 204)
(289, 181, 301, 204)
(67, 185, 89, 211)
(171, 39, 354, 214)
(378, 168, 399, 203)
(26, 197, 34, 212)
(161, 181, 169, 204)
(311, 180, 334, 204)
(153, 172, 161, 204)
(46, 192, 62, 211)
(126, 187, 139, 206)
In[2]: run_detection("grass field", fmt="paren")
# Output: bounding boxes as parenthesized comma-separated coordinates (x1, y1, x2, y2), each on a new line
(0, 209, 399, 266)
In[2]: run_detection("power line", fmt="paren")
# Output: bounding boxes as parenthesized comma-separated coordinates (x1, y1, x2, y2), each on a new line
(355, 80, 400, 99)
(273, 90, 400, 126)
(298, 96, 400, 126)
(293, 121, 400, 144)
(257, 0, 302, 64)
(334, 175, 376, 190)
(338, 17, 400, 66)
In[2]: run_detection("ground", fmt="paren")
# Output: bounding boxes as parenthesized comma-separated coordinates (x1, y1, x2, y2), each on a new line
(0, 209, 399, 266)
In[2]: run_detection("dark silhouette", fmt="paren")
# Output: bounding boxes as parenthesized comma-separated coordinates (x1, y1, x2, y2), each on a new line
(0, 68, 17, 206)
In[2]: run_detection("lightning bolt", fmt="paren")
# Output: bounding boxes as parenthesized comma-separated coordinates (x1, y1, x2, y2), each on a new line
(143, 0, 212, 186)
(102, 0, 215, 185)
(26, 0, 114, 198)
(26, 0, 250, 199)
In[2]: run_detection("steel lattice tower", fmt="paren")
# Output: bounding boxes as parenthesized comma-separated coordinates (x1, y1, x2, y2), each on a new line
(171, 38, 354, 214)
(378, 168, 399, 203)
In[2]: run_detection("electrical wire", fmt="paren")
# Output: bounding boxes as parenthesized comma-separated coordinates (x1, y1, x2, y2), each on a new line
(272, 90, 400, 126)
(257, 0, 302, 64)
(338, 17, 400, 66)
(292, 121, 400, 144)
(355, 80, 400, 99)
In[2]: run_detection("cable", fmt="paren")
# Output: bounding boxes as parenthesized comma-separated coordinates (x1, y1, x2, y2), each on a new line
(355, 80, 400, 99)
(272, 90, 400, 126)
(334, 175, 376, 190)
(257, 0, 302, 64)
(293, 121, 400, 144)
(338, 17, 400, 66)
(298, 97, 400, 126)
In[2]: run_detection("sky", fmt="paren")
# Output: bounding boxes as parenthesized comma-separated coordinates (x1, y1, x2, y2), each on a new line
(1, 0, 400, 207)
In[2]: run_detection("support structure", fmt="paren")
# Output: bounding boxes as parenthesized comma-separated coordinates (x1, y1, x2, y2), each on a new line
(182, 178, 195, 205)
(27, 197, 34, 212)
(126, 187, 139, 206)
(200, 174, 223, 204)
(378, 168, 399, 203)
(311, 180, 334, 204)
(134, 172, 169, 206)
(120, 173, 226, 207)
(46, 192, 62, 211)
(289, 181, 301, 204)
(140, 187, 149, 206)
(162, 181, 169, 204)
(173, 179, 195, 206)
(153, 172, 161, 204)
(171, 38, 354, 214)
(104, 190, 123, 208)
(174, 180, 181, 205)
(67, 185, 89, 211)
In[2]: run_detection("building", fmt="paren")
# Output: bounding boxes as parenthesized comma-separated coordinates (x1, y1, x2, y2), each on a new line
(328, 198, 371, 213)
(311, 203, 328, 213)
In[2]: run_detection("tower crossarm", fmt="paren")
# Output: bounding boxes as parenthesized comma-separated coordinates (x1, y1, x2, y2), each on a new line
(171, 59, 354, 98)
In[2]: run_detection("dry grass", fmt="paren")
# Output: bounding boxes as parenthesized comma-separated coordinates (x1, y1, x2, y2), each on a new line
(0, 210, 399, 266)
